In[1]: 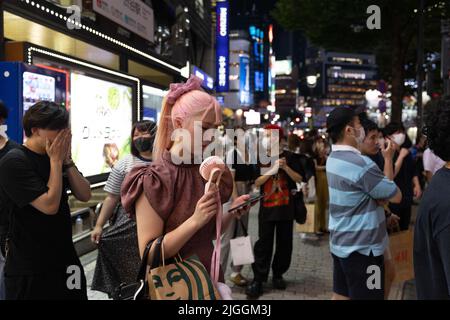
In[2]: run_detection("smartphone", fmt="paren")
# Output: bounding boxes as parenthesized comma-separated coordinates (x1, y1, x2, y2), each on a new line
(229, 193, 265, 212)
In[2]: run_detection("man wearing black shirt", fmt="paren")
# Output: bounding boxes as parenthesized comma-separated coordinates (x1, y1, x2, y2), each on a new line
(246, 125, 303, 299)
(414, 98, 450, 300)
(0, 101, 20, 250)
(0, 101, 20, 300)
(0, 101, 92, 300)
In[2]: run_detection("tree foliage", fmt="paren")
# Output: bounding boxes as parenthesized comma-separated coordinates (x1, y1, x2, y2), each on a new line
(273, 0, 449, 122)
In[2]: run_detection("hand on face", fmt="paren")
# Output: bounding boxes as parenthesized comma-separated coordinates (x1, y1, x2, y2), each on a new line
(46, 129, 71, 163)
(381, 139, 395, 160)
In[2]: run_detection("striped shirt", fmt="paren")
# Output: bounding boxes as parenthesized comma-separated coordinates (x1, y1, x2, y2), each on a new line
(104, 154, 150, 195)
(326, 145, 398, 258)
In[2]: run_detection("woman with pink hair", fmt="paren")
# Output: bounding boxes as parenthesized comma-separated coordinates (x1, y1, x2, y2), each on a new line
(121, 75, 250, 298)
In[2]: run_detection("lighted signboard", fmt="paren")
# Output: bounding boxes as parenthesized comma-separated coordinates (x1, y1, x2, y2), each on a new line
(216, 1, 229, 92)
(249, 25, 264, 92)
(193, 66, 214, 90)
(93, 0, 154, 42)
(239, 55, 250, 105)
(70, 73, 133, 177)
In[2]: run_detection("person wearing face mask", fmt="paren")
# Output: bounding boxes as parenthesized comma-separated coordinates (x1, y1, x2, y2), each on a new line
(326, 107, 402, 300)
(246, 124, 304, 299)
(90, 120, 156, 298)
(383, 123, 422, 231)
(359, 117, 402, 299)
(0, 101, 91, 300)
(0, 101, 20, 160)
(0, 101, 20, 300)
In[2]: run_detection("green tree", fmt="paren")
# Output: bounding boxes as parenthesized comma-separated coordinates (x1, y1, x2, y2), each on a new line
(273, 0, 449, 123)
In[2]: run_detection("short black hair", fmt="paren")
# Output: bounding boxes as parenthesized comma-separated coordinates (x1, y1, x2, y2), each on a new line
(326, 107, 356, 144)
(383, 122, 405, 137)
(361, 118, 379, 136)
(0, 100, 8, 120)
(130, 120, 157, 157)
(424, 98, 450, 162)
(23, 101, 69, 137)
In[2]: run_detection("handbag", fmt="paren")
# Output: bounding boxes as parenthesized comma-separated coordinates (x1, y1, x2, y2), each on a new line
(291, 189, 307, 224)
(230, 219, 254, 266)
(147, 235, 221, 300)
(146, 190, 226, 300)
(111, 238, 156, 300)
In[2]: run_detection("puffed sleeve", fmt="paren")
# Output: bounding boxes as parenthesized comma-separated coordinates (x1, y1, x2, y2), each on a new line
(121, 162, 175, 222)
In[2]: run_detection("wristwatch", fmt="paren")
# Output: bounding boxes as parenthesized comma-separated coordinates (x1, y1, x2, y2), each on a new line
(63, 160, 76, 171)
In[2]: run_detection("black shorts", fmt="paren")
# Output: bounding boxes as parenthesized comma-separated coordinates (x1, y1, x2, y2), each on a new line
(332, 251, 385, 300)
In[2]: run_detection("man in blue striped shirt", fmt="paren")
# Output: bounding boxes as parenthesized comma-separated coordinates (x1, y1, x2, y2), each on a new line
(326, 107, 402, 300)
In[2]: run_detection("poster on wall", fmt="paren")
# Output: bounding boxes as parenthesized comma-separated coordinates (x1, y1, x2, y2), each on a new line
(70, 73, 133, 177)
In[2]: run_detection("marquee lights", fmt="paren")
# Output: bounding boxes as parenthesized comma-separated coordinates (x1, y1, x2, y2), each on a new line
(18, 0, 181, 74)
(27, 47, 142, 119)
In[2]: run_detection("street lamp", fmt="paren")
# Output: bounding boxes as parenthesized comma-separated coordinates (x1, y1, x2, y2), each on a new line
(306, 75, 318, 88)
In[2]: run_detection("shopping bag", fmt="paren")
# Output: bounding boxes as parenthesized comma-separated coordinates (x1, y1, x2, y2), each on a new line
(296, 203, 316, 233)
(389, 229, 414, 284)
(230, 218, 254, 266)
(148, 236, 221, 300)
(230, 236, 255, 266)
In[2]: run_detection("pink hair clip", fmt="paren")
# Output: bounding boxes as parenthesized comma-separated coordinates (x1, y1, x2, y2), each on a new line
(166, 75, 203, 106)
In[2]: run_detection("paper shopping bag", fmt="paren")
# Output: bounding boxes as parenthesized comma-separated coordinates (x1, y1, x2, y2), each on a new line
(296, 203, 316, 233)
(230, 235, 255, 266)
(389, 229, 414, 284)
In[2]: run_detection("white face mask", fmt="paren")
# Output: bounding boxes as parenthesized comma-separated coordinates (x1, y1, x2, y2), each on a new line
(354, 127, 365, 145)
(0, 125, 7, 139)
(391, 133, 405, 146)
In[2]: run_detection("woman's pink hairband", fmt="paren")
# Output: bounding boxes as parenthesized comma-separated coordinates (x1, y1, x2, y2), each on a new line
(166, 75, 203, 106)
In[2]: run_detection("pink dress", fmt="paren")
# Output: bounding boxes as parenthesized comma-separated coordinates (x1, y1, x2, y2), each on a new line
(121, 150, 233, 282)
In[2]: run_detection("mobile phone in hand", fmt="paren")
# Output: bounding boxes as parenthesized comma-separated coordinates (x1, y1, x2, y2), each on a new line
(229, 194, 265, 212)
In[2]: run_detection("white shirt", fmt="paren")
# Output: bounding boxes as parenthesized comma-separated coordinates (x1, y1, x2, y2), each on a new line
(423, 148, 445, 175)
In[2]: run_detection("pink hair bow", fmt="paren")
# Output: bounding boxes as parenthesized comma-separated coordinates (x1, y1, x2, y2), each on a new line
(166, 75, 203, 106)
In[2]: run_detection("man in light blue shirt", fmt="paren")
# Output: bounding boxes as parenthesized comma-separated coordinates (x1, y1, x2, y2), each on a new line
(326, 107, 402, 300)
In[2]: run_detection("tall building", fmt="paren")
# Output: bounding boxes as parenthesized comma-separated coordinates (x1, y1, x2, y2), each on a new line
(302, 51, 378, 127)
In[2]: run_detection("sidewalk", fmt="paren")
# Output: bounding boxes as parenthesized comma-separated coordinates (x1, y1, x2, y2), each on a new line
(82, 203, 416, 300)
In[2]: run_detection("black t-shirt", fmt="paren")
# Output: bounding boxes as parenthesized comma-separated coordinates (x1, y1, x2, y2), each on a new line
(0, 140, 21, 229)
(385, 151, 418, 210)
(231, 149, 256, 182)
(414, 167, 450, 299)
(0, 139, 21, 159)
(256, 151, 304, 222)
(0, 146, 81, 276)
(368, 151, 384, 171)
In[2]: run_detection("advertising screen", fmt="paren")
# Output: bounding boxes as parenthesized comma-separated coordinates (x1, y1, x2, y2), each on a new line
(70, 73, 133, 177)
(23, 72, 56, 112)
(22, 64, 67, 113)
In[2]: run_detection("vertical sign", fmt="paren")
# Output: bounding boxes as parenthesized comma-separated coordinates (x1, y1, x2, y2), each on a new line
(239, 56, 250, 105)
(216, 1, 229, 92)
